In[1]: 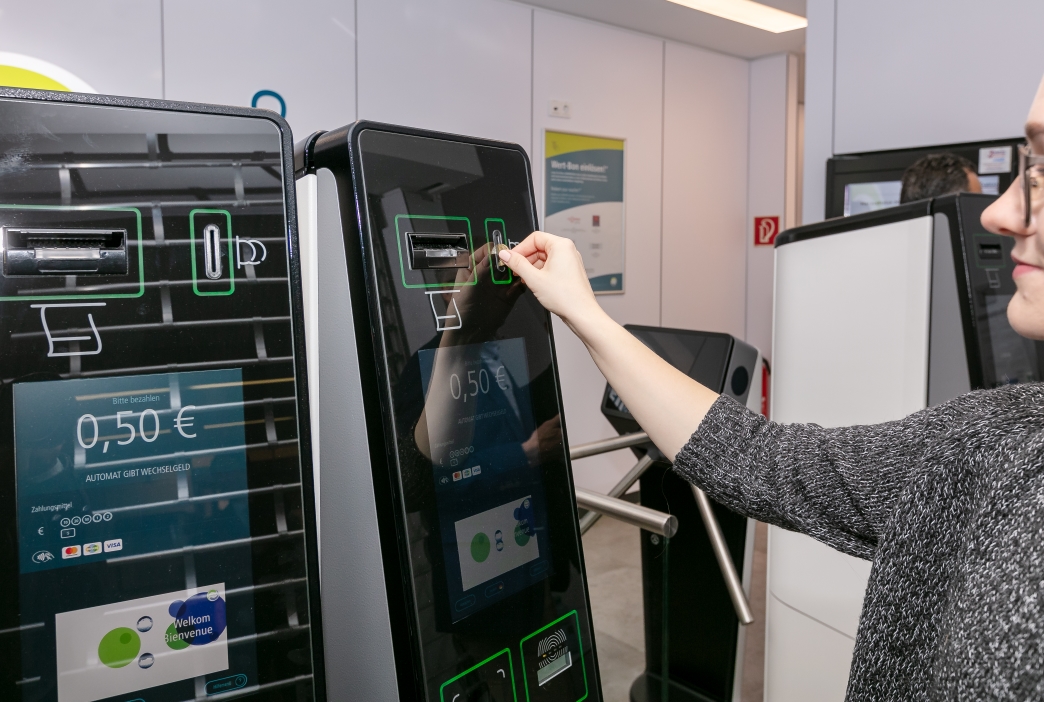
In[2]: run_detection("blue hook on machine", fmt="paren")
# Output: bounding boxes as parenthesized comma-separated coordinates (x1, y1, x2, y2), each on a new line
(251, 90, 286, 118)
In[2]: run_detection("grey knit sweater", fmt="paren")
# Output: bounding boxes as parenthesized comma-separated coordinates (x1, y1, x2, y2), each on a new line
(674, 383, 1044, 701)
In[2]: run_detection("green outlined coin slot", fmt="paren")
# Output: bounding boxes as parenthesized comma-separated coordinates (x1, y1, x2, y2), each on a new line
(394, 214, 476, 289)
(440, 648, 517, 702)
(0, 205, 144, 301)
(484, 218, 513, 285)
(189, 209, 235, 296)
(519, 610, 588, 702)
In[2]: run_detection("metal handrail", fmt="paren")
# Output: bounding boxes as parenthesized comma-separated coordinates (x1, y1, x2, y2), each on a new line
(568, 430, 754, 625)
(574, 488, 677, 537)
(579, 453, 656, 535)
(569, 431, 650, 460)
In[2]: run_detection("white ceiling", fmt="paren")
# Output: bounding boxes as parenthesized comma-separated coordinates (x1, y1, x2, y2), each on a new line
(520, 0, 806, 59)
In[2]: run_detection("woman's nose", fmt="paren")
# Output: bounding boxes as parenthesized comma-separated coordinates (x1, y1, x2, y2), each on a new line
(982, 178, 1034, 238)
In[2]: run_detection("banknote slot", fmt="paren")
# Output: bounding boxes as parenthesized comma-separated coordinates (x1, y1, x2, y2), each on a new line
(3, 226, 128, 275)
(977, 242, 1003, 263)
(407, 232, 472, 270)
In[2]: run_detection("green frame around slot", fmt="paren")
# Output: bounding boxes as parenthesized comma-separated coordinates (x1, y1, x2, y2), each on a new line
(0, 204, 145, 301)
(189, 208, 235, 296)
(484, 218, 513, 285)
(395, 214, 477, 289)
(439, 648, 518, 702)
(518, 609, 588, 702)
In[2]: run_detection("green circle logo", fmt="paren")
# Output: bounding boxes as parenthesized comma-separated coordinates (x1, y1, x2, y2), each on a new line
(98, 627, 141, 668)
(471, 532, 491, 562)
(165, 623, 190, 650)
(514, 522, 530, 547)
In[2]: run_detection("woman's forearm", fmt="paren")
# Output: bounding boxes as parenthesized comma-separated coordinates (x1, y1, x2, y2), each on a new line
(567, 308, 719, 461)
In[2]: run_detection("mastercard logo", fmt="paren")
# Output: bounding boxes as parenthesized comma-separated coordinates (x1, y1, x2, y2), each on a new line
(0, 52, 95, 93)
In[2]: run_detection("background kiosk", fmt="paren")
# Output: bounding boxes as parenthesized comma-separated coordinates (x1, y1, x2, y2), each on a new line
(596, 327, 761, 702)
(0, 90, 325, 701)
(295, 124, 600, 702)
(767, 192, 1029, 701)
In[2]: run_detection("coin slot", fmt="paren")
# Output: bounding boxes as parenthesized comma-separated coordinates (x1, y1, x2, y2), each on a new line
(406, 232, 472, 270)
(203, 224, 223, 280)
(3, 227, 127, 275)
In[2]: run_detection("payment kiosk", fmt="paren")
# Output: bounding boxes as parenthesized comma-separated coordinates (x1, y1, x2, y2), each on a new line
(599, 327, 760, 702)
(0, 90, 324, 702)
(295, 124, 600, 702)
(768, 193, 1020, 701)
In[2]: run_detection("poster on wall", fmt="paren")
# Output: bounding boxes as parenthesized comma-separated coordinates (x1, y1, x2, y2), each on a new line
(544, 131, 625, 294)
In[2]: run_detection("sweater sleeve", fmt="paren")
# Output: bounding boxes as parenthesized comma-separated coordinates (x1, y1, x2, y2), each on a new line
(673, 395, 933, 560)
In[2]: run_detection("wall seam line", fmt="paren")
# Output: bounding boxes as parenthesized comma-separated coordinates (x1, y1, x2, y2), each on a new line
(354, 0, 360, 120)
(159, 0, 166, 99)
(659, 40, 666, 327)
(531, 8, 536, 166)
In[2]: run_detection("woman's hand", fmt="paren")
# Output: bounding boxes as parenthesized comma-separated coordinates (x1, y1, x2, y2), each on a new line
(499, 230, 719, 462)
(497, 231, 607, 337)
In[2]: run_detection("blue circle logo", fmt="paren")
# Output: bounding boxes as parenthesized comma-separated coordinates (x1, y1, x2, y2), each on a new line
(251, 90, 286, 118)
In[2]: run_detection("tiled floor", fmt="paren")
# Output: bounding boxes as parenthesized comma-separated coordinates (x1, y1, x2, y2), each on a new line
(581, 515, 768, 702)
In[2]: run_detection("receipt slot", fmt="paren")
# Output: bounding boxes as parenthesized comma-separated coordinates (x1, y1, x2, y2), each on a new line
(0, 90, 324, 701)
(295, 123, 601, 701)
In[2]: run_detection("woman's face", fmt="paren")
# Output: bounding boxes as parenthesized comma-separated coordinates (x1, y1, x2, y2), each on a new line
(982, 77, 1044, 339)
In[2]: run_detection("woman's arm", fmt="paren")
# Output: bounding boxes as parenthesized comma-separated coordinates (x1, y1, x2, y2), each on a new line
(499, 231, 718, 462)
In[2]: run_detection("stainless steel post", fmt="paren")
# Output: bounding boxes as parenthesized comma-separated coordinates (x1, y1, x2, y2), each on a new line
(574, 488, 678, 538)
(569, 431, 650, 460)
(690, 484, 754, 625)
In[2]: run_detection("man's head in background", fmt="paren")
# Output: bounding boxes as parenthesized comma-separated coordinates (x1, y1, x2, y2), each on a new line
(900, 153, 983, 203)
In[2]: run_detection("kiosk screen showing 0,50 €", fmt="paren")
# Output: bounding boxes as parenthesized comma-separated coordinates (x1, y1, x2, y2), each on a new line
(13, 369, 256, 702)
(419, 338, 552, 622)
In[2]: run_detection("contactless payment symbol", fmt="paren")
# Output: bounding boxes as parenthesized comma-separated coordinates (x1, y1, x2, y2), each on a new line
(537, 629, 572, 686)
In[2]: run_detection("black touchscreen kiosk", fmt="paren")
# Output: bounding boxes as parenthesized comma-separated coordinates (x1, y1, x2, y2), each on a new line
(301, 123, 600, 702)
(0, 90, 323, 702)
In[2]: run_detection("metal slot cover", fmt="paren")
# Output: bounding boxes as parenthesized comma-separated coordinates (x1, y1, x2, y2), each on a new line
(3, 226, 127, 275)
(406, 232, 471, 270)
(203, 223, 223, 279)
(977, 242, 1003, 262)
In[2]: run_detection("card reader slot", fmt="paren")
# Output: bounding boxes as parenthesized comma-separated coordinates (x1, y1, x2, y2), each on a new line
(3, 226, 128, 275)
(977, 242, 1004, 263)
(406, 232, 472, 270)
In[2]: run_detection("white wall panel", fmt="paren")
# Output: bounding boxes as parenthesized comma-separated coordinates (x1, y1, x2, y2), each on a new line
(533, 11, 664, 492)
(0, 0, 162, 97)
(746, 54, 788, 359)
(357, 0, 532, 149)
(164, 0, 355, 139)
(801, 0, 834, 225)
(661, 41, 748, 339)
(833, 0, 1044, 155)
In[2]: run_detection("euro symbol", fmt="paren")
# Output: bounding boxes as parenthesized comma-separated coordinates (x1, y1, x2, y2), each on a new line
(175, 406, 197, 438)
(37, 527, 44, 536)
(495, 366, 509, 391)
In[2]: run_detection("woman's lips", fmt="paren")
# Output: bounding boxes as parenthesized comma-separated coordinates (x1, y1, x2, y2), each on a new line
(1013, 261, 1043, 279)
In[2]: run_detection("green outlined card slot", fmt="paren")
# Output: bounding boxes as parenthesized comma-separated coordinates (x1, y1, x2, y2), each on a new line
(484, 218, 513, 285)
(394, 214, 476, 289)
(0, 205, 144, 301)
(189, 209, 235, 296)
(519, 610, 588, 702)
(440, 648, 517, 702)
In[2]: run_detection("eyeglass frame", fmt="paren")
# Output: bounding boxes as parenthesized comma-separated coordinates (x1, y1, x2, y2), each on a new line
(1019, 143, 1044, 227)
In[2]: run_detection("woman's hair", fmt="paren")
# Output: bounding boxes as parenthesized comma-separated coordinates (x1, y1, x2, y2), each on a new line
(900, 153, 977, 203)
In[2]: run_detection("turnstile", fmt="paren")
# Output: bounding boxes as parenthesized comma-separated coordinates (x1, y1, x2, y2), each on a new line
(597, 326, 761, 702)
(767, 192, 1023, 701)
(0, 90, 324, 701)
(295, 123, 601, 702)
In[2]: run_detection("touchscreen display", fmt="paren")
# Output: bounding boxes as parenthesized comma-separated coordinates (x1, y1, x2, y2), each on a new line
(13, 369, 256, 702)
(418, 338, 552, 622)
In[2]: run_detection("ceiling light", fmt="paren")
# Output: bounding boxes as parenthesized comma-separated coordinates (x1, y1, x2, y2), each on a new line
(666, 0, 808, 33)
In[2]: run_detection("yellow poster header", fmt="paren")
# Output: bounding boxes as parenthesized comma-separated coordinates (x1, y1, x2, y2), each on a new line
(545, 131, 624, 159)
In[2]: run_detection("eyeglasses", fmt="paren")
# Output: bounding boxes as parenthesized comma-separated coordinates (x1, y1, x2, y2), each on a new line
(1019, 143, 1044, 227)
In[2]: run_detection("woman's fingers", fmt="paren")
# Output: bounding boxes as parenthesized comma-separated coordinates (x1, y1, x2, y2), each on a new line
(500, 247, 542, 283)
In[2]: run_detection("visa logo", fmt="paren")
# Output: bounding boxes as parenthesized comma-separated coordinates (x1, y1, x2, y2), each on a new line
(103, 539, 123, 553)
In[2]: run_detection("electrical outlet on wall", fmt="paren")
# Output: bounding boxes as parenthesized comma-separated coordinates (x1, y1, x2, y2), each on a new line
(548, 100, 571, 118)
